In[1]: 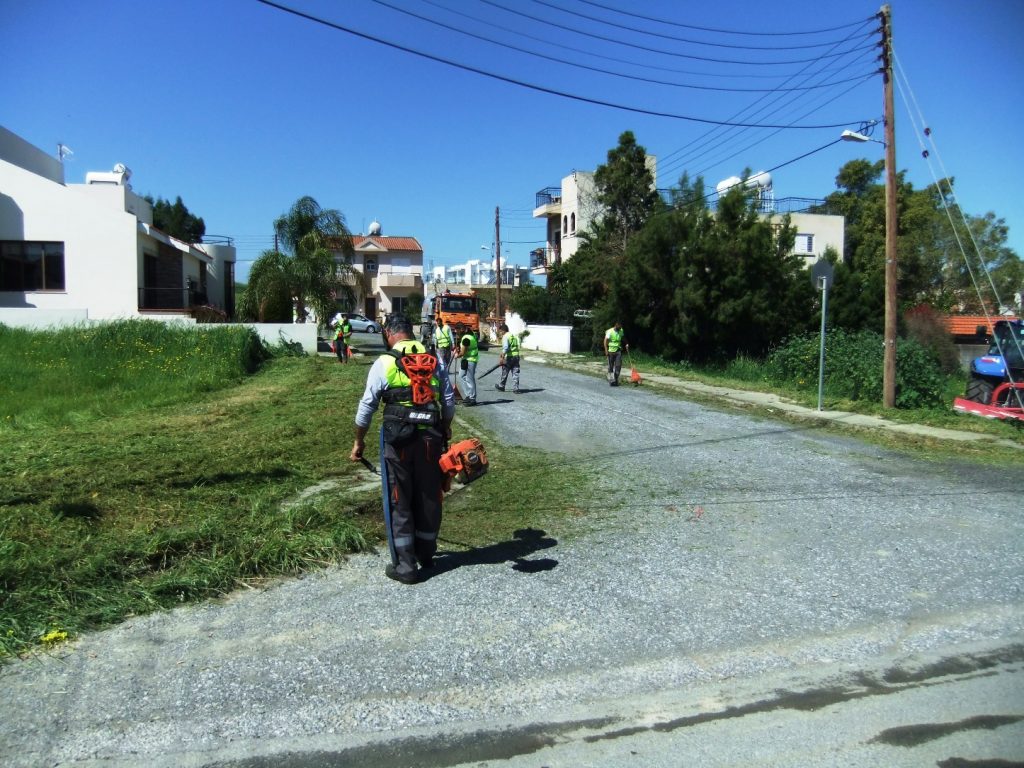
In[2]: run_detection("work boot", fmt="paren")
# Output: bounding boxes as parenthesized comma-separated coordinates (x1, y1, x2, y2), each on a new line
(495, 385, 505, 391)
(385, 564, 418, 585)
(513, 389, 521, 394)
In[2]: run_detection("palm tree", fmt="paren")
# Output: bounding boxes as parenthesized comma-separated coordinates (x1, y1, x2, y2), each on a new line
(238, 196, 356, 323)
(236, 250, 292, 322)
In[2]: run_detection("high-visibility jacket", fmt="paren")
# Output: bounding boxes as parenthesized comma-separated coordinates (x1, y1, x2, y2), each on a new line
(434, 324, 454, 349)
(336, 322, 352, 342)
(503, 332, 520, 358)
(380, 339, 441, 436)
(460, 333, 479, 363)
(605, 327, 624, 353)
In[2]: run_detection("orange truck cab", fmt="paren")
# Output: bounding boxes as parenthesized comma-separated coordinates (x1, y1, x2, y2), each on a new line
(421, 290, 484, 349)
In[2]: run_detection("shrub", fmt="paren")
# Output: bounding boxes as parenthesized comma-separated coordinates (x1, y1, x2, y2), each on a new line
(767, 329, 945, 408)
(903, 304, 962, 375)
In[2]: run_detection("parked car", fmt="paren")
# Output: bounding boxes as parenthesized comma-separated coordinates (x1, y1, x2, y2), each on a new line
(332, 313, 379, 333)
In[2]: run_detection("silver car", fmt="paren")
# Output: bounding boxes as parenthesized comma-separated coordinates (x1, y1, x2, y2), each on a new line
(332, 313, 379, 333)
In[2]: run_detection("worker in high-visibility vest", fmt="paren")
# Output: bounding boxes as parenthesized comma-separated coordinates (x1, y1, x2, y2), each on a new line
(495, 323, 521, 394)
(351, 315, 455, 584)
(604, 321, 629, 386)
(434, 316, 455, 371)
(334, 314, 353, 363)
(457, 331, 479, 406)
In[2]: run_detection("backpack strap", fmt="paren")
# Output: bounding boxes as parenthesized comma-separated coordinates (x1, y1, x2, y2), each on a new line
(385, 349, 439, 406)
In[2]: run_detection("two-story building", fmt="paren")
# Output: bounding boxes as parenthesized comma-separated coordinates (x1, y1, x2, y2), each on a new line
(0, 126, 236, 324)
(333, 220, 423, 324)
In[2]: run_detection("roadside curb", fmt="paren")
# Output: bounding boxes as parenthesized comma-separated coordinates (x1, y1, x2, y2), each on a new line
(525, 351, 1024, 452)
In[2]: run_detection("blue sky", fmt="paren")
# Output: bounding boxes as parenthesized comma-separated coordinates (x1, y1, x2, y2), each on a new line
(3, 0, 1022, 285)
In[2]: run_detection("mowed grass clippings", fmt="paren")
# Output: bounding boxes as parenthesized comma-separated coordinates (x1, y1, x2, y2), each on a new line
(1, 352, 375, 659)
(0, 325, 595, 659)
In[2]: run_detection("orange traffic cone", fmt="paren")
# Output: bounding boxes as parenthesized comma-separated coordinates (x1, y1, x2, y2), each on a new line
(628, 349, 642, 385)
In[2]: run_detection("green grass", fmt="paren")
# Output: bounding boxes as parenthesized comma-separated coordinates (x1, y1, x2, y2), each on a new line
(0, 323, 593, 659)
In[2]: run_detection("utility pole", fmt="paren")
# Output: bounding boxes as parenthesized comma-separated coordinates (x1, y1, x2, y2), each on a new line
(880, 4, 897, 408)
(494, 205, 502, 323)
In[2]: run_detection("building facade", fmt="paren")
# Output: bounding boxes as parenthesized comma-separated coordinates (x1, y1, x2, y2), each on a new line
(0, 126, 235, 321)
(430, 258, 531, 289)
(335, 221, 423, 323)
(531, 163, 843, 277)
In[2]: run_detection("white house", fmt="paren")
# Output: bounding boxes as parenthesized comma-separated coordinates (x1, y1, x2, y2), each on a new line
(332, 220, 423, 324)
(532, 157, 658, 275)
(0, 126, 236, 324)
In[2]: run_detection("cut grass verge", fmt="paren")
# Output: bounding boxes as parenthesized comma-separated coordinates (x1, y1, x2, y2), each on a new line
(1, 347, 594, 660)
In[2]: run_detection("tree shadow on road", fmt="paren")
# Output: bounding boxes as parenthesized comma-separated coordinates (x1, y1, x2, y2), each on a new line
(425, 527, 559, 580)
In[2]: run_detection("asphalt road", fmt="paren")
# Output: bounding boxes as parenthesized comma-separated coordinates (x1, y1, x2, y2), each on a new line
(2, 350, 1022, 767)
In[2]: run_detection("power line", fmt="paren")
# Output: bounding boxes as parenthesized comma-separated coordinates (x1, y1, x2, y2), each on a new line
(415, 0, 876, 80)
(656, 18, 878, 181)
(254, 0, 867, 129)
(530, 0, 874, 51)
(374, 0, 875, 93)
(572, 0, 872, 36)
(477, 0, 877, 66)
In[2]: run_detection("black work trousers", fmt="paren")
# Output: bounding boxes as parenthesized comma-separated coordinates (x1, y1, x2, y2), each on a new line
(382, 429, 443, 578)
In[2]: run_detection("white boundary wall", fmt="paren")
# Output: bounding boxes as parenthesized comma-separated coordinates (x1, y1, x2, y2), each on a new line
(0, 309, 319, 354)
(519, 324, 571, 354)
(500, 311, 571, 354)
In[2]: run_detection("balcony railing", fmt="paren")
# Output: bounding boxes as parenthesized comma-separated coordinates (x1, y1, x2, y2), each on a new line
(535, 187, 562, 209)
(529, 247, 560, 272)
(376, 269, 423, 288)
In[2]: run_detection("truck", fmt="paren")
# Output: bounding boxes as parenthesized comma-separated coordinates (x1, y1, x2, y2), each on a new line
(953, 318, 1024, 420)
(420, 289, 487, 350)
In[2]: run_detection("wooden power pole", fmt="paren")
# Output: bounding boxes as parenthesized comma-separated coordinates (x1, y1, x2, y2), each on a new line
(494, 205, 502, 323)
(881, 4, 898, 408)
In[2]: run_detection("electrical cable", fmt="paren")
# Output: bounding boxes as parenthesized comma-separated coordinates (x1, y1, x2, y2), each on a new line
(894, 53, 1024, 384)
(416, 0, 870, 80)
(477, 0, 878, 66)
(373, 0, 873, 93)
(690, 75, 876, 180)
(651, 22, 876, 174)
(570, 0, 873, 36)
(530, 0, 873, 51)
(657, 16, 877, 169)
(656, 19, 878, 182)
(253, 0, 866, 129)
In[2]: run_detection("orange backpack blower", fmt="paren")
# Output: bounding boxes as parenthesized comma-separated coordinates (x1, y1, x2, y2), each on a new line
(439, 438, 488, 488)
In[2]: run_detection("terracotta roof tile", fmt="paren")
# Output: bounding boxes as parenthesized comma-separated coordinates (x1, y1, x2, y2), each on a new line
(944, 315, 1018, 337)
(351, 235, 423, 251)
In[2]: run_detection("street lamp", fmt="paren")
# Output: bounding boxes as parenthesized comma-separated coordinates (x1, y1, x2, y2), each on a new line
(840, 129, 883, 145)
(481, 243, 502, 322)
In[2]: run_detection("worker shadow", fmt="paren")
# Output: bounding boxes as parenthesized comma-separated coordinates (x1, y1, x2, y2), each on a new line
(466, 398, 514, 407)
(509, 387, 544, 395)
(426, 527, 559, 579)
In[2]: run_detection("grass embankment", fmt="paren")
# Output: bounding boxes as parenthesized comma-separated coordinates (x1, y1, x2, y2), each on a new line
(0, 322, 591, 659)
(595, 349, 1023, 457)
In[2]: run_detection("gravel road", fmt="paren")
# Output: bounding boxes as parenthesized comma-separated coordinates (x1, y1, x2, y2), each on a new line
(2, 351, 1022, 766)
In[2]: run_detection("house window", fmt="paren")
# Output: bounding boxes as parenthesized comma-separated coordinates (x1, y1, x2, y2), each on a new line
(392, 296, 408, 314)
(365, 258, 377, 274)
(563, 215, 568, 232)
(571, 213, 576, 233)
(795, 234, 815, 254)
(1, 241, 65, 291)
